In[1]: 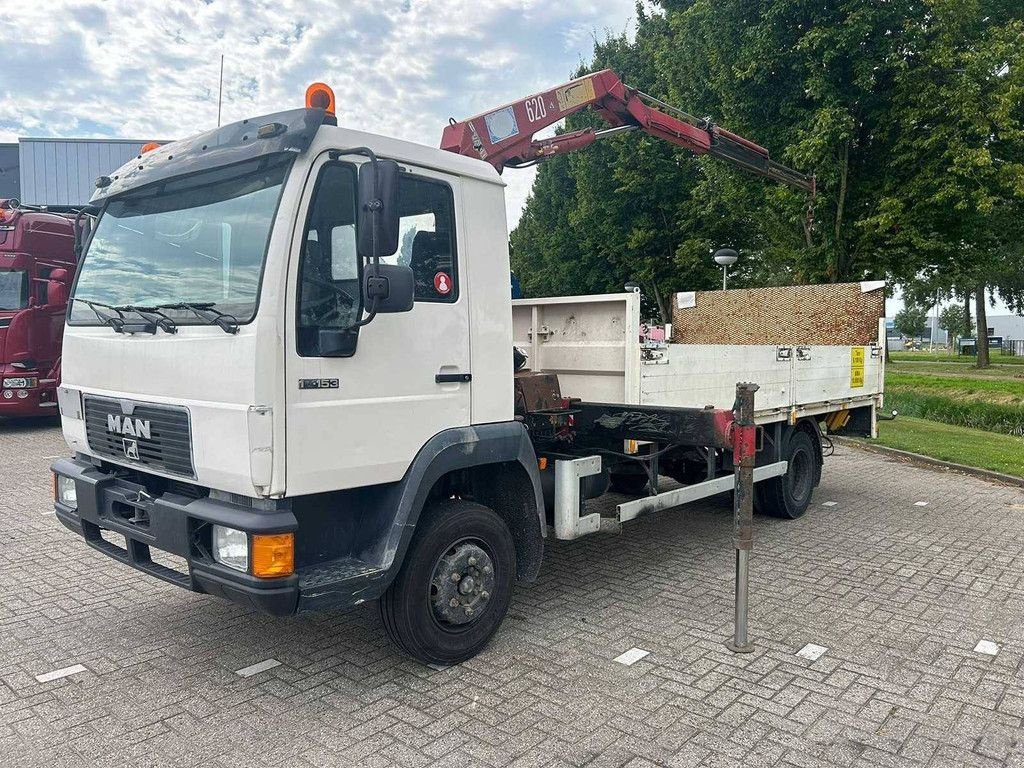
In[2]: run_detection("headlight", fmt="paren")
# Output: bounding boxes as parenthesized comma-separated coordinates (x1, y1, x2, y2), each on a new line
(55, 475, 77, 507)
(213, 525, 248, 572)
(3, 377, 37, 389)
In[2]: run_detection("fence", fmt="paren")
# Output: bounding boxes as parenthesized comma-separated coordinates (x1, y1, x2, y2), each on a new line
(1003, 339, 1024, 357)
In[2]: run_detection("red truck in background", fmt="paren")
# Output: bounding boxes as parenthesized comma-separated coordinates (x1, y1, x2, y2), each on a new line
(0, 199, 77, 418)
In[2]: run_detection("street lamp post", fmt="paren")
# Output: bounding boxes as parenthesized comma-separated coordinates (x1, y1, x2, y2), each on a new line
(713, 248, 739, 290)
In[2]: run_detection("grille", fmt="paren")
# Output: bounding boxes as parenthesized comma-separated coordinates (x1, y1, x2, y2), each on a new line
(84, 396, 195, 478)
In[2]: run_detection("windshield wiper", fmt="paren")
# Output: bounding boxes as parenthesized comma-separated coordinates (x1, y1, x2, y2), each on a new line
(72, 298, 129, 333)
(155, 302, 240, 335)
(73, 298, 177, 334)
(121, 305, 178, 334)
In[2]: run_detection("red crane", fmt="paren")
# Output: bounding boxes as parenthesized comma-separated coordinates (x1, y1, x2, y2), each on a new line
(441, 69, 814, 194)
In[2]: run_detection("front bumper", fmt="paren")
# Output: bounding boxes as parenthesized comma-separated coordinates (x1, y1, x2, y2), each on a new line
(51, 456, 299, 616)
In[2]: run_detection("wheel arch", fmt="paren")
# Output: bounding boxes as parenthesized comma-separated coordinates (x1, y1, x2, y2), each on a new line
(382, 422, 545, 587)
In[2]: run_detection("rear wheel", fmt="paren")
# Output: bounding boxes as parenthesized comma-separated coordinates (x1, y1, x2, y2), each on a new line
(379, 500, 515, 665)
(757, 429, 817, 519)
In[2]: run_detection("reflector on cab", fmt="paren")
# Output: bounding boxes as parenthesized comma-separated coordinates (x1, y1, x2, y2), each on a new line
(140, 142, 161, 154)
(305, 82, 336, 116)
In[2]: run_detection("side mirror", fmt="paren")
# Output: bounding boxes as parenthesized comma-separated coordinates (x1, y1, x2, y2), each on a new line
(364, 263, 414, 313)
(47, 280, 69, 307)
(357, 159, 400, 259)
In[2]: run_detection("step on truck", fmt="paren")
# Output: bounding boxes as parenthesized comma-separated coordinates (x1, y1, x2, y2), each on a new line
(0, 199, 78, 417)
(51, 78, 883, 664)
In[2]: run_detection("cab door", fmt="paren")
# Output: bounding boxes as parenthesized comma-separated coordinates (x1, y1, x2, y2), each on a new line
(284, 152, 472, 496)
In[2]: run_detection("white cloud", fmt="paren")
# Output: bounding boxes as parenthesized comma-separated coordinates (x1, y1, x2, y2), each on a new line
(0, 0, 635, 225)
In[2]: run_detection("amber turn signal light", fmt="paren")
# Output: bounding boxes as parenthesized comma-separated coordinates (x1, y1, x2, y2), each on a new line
(251, 532, 295, 578)
(305, 82, 336, 116)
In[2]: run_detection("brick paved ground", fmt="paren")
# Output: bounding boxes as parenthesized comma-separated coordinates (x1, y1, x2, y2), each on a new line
(2, 418, 1024, 767)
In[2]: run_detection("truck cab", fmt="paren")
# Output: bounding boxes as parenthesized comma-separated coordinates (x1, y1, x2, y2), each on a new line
(53, 105, 546, 664)
(0, 200, 76, 417)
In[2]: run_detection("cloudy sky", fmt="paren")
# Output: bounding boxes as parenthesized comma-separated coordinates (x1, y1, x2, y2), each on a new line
(1, 0, 637, 226)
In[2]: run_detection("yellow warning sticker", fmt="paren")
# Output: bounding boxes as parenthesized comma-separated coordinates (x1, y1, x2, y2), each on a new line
(850, 347, 865, 388)
(556, 79, 596, 112)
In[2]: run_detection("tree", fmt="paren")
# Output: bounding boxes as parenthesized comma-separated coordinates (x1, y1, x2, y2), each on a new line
(512, 0, 1024, 345)
(894, 304, 929, 339)
(938, 304, 971, 346)
(860, 3, 1024, 368)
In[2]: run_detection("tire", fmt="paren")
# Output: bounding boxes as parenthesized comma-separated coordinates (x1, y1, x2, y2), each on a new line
(757, 429, 818, 519)
(379, 500, 515, 665)
(608, 471, 650, 496)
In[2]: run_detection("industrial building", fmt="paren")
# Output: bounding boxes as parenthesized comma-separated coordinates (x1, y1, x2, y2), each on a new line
(0, 137, 165, 210)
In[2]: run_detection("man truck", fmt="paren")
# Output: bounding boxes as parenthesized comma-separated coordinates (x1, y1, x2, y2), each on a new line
(51, 77, 883, 664)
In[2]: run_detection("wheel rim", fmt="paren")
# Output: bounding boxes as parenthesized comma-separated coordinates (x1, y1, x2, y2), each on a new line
(429, 538, 496, 628)
(787, 446, 813, 505)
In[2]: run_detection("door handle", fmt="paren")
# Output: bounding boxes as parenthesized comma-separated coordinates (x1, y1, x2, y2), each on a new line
(435, 372, 472, 383)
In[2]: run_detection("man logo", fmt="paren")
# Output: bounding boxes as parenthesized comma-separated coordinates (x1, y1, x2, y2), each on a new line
(123, 438, 140, 461)
(107, 414, 151, 439)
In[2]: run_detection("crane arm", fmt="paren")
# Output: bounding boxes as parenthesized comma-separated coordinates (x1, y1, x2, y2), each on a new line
(440, 69, 814, 194)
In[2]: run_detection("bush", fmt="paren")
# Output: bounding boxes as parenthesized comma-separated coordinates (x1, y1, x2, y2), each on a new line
(885, 392, 1024, 437)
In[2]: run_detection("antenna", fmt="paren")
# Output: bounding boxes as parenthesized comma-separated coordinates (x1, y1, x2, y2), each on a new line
(217, 54, 225, 127)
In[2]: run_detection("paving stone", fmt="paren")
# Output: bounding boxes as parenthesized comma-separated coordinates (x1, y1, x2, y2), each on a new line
(5, 422, 1024, 766)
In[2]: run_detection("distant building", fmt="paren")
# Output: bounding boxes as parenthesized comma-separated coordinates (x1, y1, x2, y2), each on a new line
(885, 315, 949, 351)
(6, 137, 166, 210)
(988, 315, 1024, 341)
(0, 143, 20, 199)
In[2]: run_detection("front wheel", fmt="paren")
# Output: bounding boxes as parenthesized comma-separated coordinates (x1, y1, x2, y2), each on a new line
(757, 429, 818, 519)
(379, 500, 515, 665)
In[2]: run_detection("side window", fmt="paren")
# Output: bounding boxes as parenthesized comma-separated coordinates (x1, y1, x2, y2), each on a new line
(296, 163, 360, 357)
(394, 175, 458, 303)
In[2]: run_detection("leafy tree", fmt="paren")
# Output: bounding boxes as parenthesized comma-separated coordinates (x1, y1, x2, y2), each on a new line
(861, 1, 1024, 367)
(939, 304, 972, 345)
(511, 0, 1024, 345)
(894, 304, 929, 339)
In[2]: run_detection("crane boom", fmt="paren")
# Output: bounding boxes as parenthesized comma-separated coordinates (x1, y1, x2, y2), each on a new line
(441, 69, 815, 194)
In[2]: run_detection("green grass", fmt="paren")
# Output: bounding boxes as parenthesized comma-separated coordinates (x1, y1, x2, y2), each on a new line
(889, 361, 1024, 380)
(890, 350, 1024, 366)
(871, 416, 1024, 478)
(883, 366, 1024, 436)
(887, 372, 1024, 400)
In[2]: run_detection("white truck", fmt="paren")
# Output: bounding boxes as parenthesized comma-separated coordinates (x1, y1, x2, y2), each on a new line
(50, 78, 883, 664)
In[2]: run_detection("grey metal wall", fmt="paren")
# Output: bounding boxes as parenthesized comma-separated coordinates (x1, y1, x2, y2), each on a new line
(18, 139, 156, 208)
(0, 144, 19, 200)
(990, 314, 1024, 340)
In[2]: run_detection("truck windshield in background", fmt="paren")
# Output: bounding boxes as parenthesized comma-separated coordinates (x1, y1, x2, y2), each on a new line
(70, 156, 291, 325)
(0, 269, 28, 310)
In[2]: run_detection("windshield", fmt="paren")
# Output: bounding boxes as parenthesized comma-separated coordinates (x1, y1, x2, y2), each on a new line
(0, 269, 28, 311)
(70, 157, 290, 325)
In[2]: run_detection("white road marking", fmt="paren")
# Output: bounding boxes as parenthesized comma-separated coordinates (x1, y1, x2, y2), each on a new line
(234, 658, 281, 677)
(35, 664, 87, 683)
(427, 663, 450, 672)
(974, 640, 1001, 657)
(914, 501, 930, 507)
(613, 648, 650, 666)
(796, 643, 828, 662)
(822, 501, 838, 507)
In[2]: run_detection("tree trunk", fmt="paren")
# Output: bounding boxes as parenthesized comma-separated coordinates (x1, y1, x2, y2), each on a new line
(963, 294, 972, 355)
(832, 142, 850, 280)
(975, 286, 989, 368)
(649, 277, 668, 325)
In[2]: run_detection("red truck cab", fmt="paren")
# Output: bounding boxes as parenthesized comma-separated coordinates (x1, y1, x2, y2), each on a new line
(0, 199, 77, 418)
